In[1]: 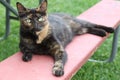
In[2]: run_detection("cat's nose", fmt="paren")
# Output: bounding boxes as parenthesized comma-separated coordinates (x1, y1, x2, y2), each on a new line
(34, 26, 43, 31)
(33, 23, 41, 31)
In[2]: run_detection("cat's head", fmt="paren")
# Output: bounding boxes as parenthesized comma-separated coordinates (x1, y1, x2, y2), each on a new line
(16, 0, 48, 32)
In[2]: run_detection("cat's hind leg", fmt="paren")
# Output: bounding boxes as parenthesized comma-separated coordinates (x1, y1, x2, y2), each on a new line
(87, 27, 107, 37)
(72, 19, 114, 36)
(74, 27, 107, 37)
(94, 25, 114, 33)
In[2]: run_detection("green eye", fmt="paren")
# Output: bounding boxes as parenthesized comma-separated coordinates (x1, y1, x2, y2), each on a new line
(38, 17, 44, 22)
(26, 19, 31, 23)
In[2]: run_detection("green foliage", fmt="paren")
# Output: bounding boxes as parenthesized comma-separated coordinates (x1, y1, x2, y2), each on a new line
(0, 0, 120, 80)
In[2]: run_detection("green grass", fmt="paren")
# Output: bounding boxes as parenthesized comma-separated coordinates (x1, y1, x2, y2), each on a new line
(0, 0, 120, 80)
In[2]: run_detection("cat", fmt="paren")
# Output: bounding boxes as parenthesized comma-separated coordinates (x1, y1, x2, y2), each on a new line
(16, 0, 114, 77)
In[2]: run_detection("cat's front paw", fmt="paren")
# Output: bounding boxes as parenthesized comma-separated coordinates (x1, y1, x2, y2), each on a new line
(52, 65, 64, 76)
(22, 53, 32, 62)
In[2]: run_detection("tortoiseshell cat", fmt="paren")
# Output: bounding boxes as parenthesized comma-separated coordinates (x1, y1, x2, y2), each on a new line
(16, 0, 114, 76)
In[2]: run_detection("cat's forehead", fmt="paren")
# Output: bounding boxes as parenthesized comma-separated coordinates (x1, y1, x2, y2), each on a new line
(26, 8, 39, 14)
(23, 9, 41, 18)
(27, 8, 46, 16)
(29, 9, 37, 13)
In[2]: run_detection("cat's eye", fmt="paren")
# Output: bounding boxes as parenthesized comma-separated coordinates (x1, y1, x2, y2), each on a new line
(38, 17, 44, 22)
(26, 19, 31, 23)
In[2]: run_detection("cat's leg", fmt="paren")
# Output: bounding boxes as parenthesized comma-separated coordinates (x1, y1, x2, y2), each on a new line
(72, 19, 114, 36)
(49, 43, 67, 76)
(82, 25, 114, 37)
(52, 51, 67, 76)
(94, 25, 114, 33)
(87, 27, 107, 37)
(75, 27, 107, 37)
(22, 51, 33, 62)
(20, 46, 33, 62)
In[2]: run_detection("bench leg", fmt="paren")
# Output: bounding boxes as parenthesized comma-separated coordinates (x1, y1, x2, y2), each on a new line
(0, 0, 18, 16)
(89, 26, 120, 63)
(0, 0, 19, 41)
(5, 0, 10, 39)
(39, 0, 42, 3)
(107, 25, 120, 62)
(0, 0, 10, 40)
(0, 0, 42, 41)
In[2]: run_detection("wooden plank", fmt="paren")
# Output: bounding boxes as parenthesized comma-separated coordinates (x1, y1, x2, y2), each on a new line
(78, 0, 120, 27)
(0, 1, 120, 80)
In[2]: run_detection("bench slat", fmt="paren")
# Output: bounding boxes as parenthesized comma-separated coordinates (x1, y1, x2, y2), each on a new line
(0, 1, 120, 80)
(78, 0, 120, 27)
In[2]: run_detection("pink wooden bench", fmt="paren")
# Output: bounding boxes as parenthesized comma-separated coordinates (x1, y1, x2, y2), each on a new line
(0, 0, 120, 80)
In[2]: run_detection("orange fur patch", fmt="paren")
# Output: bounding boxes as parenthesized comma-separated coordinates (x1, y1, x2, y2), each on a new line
(36, 23, 49, 44)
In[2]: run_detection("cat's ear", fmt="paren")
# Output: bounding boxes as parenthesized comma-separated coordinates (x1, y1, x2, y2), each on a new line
(16, 2, 26, 13)
(37, 0, 47, 12)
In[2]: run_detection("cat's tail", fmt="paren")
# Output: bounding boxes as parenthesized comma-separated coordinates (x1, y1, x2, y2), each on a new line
(72, 19, 114, 37)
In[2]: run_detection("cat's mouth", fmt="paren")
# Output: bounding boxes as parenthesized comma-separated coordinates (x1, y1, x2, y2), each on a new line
(33, 28, 41, 31)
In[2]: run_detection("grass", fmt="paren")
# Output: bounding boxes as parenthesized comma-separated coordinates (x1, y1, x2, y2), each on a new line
(0, 0, 120, 80)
